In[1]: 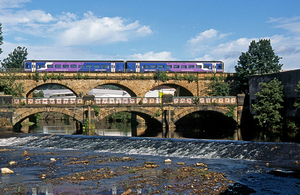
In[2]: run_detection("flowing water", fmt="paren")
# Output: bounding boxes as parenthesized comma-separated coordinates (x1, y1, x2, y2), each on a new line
(1, 121, 300, 194)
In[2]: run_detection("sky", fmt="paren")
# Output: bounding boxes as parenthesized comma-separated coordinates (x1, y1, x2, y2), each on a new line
(0, 0, 300, 73)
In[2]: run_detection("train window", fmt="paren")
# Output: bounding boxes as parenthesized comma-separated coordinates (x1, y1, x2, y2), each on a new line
(70, 65, 77, 68)
(196, 65, 202, 69)
(217, 65, 222, 69)
(181, 65, 187, 68)
(144, 65, 149, 68)
(38, 65, 45, 68)
(117, 65, 119, 68)
(48, 65, 53, 68)
(86, 65, 93, 68)
(78, 65, 84, 68)
(166, 65, 172, 68)
(55, 65, 61, 68)
(63, 65, 69, 68)
(188, 65, 195, 68)
(151, 65, 157, 68)
(94, 65, 100, 68)
(174, 65, 179, 68)
(158, 65, 164, 68)
(102, 65, 109, 68)
(204, 65, 211, 69)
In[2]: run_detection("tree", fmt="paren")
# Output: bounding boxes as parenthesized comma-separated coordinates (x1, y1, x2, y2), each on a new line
(235, 39, 282, 93)
(0, 23, 3, 55)
(205, 73, 231, 96)
(252, 78, 284, 130)
(1, 46, 28, 70)
(294, 80, 300, 109)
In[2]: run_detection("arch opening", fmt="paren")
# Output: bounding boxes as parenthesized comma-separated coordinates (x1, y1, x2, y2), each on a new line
(95, 108, 162, 137)
(88, 84, 137, 97)
(175, 110, 237, 139)
(13, 111, 82, 135)
(26, 84, 78, 98)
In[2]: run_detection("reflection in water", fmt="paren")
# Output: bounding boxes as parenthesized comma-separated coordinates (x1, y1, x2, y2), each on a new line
(30, 120, 77, 135)
(29, 120, 147, 137)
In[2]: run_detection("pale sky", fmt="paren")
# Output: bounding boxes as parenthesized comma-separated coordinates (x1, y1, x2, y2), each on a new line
(0, 0, 300, 72)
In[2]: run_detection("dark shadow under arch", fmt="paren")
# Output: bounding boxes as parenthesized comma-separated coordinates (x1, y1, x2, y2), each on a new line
(175, 110, 237, 139)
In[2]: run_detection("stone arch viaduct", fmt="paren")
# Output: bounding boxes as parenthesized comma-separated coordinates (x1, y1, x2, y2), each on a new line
(0, 72, 243, 139)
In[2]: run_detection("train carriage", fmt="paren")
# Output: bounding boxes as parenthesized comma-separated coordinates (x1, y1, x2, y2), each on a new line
(24, 60, 224, 73)
(24, 60, 125, 72)
(126, 61, 224, 73)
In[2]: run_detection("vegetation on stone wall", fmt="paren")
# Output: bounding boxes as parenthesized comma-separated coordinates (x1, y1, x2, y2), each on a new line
(0, 73, 24, 97)
(225, 105, 236, 119)
(204, 73, 230, 96)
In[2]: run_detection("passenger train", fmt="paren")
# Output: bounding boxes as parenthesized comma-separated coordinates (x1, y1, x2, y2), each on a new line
(24, 60, 224, 73)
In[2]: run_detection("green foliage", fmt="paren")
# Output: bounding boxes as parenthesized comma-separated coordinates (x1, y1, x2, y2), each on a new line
(57, 73, 64, 80)
(94, 106, 99, 116)
(138, 99, 143, 105)
(0, 23, 3, 55)
(43, 73, 49, 82)
(128, 169, 136, 173)
(154, 72, 169, 82)
(0, 73, 24, 97)
(183, 74, 189, 80)
(33, 71, 40, 82)
(252, 78, 284, 130)
(84, 74, 89, 79)
(294, 80, 300, 109)
(35, 113, 41, 123)
(188, 74, 198, 83)
(205, 73, 230, 96)
(235, 39, 282, 93)
(1, 46, 28, 70)
(154, 109, 161, 117)
(33, 90, 44, 97)
(192, 97, 200, 105)
(74, 73, 83, 79)
(49, 74, 58, 80)
(225, 105, 236, 119)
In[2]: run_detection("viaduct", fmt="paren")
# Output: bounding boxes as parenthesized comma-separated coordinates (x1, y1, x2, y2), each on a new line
(0, 72, 244, 139)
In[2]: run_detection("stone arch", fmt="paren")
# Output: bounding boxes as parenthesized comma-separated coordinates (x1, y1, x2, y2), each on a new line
(84, 81, 138, 97)
(12, 107, 83, 126)
(26, 83, 79, 97)
(96, 107, 161, 124)
(172, 105, 237, 124)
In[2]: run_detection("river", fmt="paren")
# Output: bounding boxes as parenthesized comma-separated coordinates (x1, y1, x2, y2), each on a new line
(1, 121, 300, 194)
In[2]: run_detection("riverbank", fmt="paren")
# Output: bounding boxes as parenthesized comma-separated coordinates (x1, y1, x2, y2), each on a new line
(0, 145, 256, 194)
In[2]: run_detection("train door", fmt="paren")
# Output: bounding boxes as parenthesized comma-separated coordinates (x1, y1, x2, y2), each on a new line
(111, 63, 116, 72)
(136, 63, 140, 72)
(32, 62, 36, 72)
(212, 63, 216, 72)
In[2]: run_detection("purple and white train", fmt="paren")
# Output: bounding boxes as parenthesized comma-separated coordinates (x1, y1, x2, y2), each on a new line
(24, 60, 224, 73)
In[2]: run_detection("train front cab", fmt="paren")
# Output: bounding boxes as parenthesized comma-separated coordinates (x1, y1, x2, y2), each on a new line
(24, 61, 36, 72)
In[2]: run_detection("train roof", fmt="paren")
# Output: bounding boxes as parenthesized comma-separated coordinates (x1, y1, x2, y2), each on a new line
(25, 60, 125, 63)
(125, 60, 223, 63)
